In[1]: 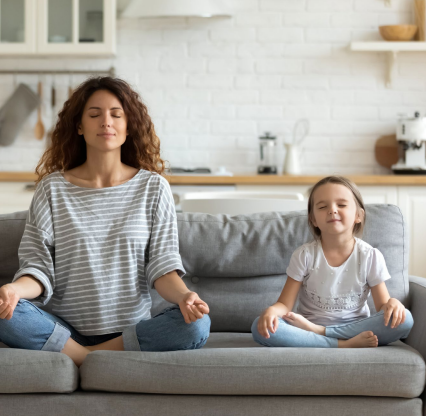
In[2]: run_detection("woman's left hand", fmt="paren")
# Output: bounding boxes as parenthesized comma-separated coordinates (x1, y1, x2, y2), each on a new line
(179, 292, 210, 324)
(382, 298, 406, 329)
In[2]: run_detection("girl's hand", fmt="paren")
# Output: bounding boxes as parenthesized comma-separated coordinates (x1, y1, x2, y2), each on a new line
(179, 291, 209, 324)
(257, 307, 280, 339)
(382, 298, 406, 329)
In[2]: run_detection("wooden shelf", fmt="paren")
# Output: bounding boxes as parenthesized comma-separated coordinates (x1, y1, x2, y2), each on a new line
(350, 41, 426, 88)
(351, 42, 426, 52)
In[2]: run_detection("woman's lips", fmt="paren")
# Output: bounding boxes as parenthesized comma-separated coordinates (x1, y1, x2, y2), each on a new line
(97, 133, 115, 137)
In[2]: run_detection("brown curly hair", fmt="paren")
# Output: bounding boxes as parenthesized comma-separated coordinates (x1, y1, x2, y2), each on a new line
(35, 77, 165, 185)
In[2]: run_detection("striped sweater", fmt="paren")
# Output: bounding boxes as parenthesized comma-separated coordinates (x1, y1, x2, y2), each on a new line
(13, 169, 185, 335)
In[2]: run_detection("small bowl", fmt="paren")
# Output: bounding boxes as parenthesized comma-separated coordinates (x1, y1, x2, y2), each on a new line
(379, 25, 418, 41)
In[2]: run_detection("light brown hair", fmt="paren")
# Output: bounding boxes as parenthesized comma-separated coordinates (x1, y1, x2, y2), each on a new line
(307, 176, 365, 239)
(35, 77, 165, 185)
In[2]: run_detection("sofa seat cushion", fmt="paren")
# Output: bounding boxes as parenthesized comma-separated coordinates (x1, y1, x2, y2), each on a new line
(0, 349, 79, 393)
(80, 333, 425, 398)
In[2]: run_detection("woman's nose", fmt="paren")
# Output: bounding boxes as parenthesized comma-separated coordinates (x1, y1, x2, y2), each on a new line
(101, 117, 112, 128)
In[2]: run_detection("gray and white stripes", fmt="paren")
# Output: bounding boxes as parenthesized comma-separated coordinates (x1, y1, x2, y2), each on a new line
(13, 170, 185, 335)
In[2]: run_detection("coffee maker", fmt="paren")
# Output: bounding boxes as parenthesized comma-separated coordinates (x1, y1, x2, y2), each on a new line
(392, 112, 426, 175)
(258, 132, 278, 174)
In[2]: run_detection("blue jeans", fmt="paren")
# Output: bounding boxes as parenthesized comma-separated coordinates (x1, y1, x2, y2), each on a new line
(0, 299, 211, 352)
(251, 309, 414, 348)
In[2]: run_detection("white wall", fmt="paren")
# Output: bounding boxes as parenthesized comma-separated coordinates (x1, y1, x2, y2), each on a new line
(0, 0, 424, 175)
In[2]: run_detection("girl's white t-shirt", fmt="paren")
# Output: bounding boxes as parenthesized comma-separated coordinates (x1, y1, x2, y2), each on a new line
(286, 237, 391, 326)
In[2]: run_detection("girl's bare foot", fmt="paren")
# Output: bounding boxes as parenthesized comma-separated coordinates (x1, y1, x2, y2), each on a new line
(283, 312, 326, 335)
(338, 331, 378, 348)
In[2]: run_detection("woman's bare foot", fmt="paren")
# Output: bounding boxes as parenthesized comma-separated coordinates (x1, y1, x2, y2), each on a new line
(338, 331, 378, 348)
(283, 312, 326, 335)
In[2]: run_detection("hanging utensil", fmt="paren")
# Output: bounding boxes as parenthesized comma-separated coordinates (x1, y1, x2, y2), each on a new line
(34, 81, 45, 140)
(46, 78, 56, 148)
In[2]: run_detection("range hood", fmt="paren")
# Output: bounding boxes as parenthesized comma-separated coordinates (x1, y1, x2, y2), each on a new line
(120, 0, 232, 18)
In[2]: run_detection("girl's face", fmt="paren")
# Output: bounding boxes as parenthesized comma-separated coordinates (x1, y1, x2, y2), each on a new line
(311, 183, 363, 238)
(78, 89, 128, 153)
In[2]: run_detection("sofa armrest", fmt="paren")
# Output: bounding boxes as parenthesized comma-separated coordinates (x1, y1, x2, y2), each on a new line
(407, 276, 426, 411)
(406, 276, 426, 359)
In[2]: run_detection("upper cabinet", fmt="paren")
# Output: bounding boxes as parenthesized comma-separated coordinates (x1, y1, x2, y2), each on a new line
(0, 0, 36, 54)
(0, 0, 116, 56)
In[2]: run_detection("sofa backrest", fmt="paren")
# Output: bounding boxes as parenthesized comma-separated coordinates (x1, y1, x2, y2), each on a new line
(0, 205, 409, 333)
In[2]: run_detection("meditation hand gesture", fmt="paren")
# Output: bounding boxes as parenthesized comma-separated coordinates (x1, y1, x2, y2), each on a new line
(0, 284, 20, 320)
(382, 298, 406, 329)
(179, 292, 210, 324)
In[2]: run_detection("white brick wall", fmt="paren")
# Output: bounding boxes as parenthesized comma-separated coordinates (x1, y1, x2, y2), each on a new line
(0, 0, 424, 175)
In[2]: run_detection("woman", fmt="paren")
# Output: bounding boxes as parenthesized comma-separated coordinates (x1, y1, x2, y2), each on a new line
(0, 77, 210, 367)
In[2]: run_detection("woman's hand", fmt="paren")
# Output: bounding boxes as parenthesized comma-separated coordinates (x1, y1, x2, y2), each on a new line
(179, 291, 210, 324)
(257, 306, 280, 339)
(382, 298, 406, 328)
(0, 284, 21, 320)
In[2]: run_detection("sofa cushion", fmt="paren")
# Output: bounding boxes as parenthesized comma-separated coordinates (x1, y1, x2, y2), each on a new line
(80, 333, 425, 398)
(0, 349, 78, 393)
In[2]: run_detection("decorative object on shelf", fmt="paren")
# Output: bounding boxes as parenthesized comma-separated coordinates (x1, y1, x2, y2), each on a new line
(0, 83, 39, 146)
(120, 0, 232, 18)
(34, 81, 45, 140)
(379, 25, 418, 41)
(375, 135, 399, 169)
(414, 0, 426, 41)
(283, 119, 310, 175)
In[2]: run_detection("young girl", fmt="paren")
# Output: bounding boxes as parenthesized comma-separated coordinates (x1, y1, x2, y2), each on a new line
(0, 77, 210, 367)
(252, 176, 413, 348)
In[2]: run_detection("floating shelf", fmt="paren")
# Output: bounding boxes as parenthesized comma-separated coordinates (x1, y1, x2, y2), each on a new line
(350, 41, 426, 88)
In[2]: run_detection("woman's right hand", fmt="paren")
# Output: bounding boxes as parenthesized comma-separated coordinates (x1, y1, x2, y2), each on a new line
(257, 306, 280, 339)
(0, 284, 21, 320)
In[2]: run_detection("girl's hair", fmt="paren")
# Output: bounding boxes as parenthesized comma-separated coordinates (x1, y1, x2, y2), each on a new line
(35, 76, 165, 185)
(307, 175, 365, 239)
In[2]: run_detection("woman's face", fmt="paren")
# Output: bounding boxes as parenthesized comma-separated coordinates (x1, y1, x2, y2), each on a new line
(78, 89, 128, 153)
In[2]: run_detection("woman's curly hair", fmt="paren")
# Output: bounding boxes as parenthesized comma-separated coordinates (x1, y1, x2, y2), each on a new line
(35, 77, 165, 185)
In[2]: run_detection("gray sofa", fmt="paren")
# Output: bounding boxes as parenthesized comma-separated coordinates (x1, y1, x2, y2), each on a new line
(0, 204, 425, 416)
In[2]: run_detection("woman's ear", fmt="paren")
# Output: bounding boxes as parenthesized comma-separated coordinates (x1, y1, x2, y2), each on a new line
(77, 123, 83, 135)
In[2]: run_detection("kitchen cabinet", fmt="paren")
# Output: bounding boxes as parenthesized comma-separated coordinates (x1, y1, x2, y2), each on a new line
(0, 0, 36, 54)
(0, 0, 116, 56)
(397, 187, 426, 278)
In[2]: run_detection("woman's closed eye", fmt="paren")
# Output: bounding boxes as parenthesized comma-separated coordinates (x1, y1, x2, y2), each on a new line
(89, 115, 121, 118)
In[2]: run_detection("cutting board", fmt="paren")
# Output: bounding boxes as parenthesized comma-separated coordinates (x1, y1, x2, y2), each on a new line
(375, 135, 399, 169)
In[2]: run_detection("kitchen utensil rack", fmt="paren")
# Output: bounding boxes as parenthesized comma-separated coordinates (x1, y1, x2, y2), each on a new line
(0, 66, 115, 77)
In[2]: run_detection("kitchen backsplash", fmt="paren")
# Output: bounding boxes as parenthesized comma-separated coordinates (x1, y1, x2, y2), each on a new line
(0, 0, 424, 175)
